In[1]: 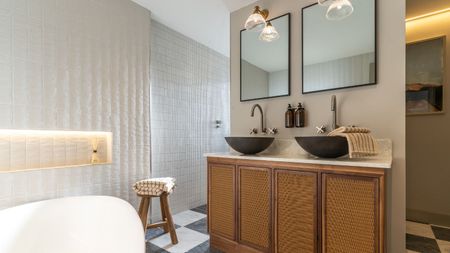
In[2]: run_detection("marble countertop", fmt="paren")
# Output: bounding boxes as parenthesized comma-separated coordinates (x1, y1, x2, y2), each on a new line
(205, 139, 392, 169)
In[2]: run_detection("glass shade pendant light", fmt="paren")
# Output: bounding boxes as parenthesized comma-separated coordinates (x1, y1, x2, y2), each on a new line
(325, 0, 354, 20)
(245, 6, 269, 32)
(259, 22, 280, 42)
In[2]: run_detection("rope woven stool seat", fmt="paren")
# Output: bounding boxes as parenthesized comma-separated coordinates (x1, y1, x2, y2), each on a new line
(133, 177, 176, 196)
(133, 177, 178, 245)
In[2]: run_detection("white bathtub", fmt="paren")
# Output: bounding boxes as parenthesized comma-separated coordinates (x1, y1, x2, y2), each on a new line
(0, 196, 145, 253)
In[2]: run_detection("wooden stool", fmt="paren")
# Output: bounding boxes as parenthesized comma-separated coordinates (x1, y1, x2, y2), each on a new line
(133, 178, 178, 245)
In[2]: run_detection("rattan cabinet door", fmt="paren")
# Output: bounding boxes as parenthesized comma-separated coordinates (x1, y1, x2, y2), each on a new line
(275, 170, 317, 253)
(322, 173, 380, 253)
(238, 166, 272, 252)
(208, 164, 236, 240)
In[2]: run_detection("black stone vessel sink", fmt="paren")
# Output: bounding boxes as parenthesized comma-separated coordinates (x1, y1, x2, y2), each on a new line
(295, 136, 349, 158)
(225, 137, 274, 155)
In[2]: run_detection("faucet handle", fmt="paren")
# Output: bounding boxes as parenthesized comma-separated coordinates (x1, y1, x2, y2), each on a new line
(267, 128, 278, 135)
(250, 128, 258, 135)
(316, 125, 327, 134)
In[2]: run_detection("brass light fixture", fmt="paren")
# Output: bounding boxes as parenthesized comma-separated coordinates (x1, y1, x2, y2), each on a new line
(244, 6, 280, 42)
(245, 6, 269, 31)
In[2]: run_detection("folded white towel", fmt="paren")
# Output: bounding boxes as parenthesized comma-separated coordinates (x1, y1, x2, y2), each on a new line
(328, 127, 378, 158)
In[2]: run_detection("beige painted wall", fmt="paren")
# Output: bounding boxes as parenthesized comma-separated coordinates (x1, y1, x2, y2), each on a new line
(230, 0, 406, 252)
(406, 12, 450, 226)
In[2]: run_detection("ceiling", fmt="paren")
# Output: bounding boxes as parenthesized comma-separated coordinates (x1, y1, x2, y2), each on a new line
(132, 0, 258, 56)
(406, 0, 450, 19)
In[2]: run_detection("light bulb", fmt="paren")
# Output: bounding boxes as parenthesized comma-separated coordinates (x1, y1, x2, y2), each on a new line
(326, 0, 354, 20)
(259, 22, 280, 42)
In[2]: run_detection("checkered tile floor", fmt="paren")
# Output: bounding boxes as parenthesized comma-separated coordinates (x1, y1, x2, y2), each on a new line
(407, 220, 450, 253)
(147, 211, 450, 252)
(146, 205, 222, 253)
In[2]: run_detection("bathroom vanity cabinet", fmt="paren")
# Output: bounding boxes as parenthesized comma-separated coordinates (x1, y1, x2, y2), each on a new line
(207, 157, 386, 253)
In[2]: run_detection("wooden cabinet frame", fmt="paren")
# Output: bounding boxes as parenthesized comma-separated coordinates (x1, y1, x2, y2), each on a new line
(207, 157, 386, 253)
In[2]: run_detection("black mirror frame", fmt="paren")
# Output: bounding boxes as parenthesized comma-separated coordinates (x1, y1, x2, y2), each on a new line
(301, 1, 378, 94)
(240, 13, 291, 102)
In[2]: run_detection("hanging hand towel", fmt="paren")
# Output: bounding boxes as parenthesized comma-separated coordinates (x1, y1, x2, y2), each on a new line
(328, 126, 378, 158)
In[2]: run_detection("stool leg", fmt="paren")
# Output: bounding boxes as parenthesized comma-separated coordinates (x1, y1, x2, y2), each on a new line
(160, 196, 169, 233)
(161, 193, 178, 245)
(138, 196, 146, 216)
(139, 197, 150, 231)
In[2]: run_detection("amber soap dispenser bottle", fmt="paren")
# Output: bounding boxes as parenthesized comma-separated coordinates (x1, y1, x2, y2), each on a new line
(285, 104, 294, 128)
(295, 103, 305, 128)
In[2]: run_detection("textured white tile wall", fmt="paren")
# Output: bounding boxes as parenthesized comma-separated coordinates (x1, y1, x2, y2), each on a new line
(150, 21, 230, 217)
(0, 0, 150, 210)
(0, 130, 111, 172)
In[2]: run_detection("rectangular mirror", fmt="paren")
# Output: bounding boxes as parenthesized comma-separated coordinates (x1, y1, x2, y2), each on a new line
(241, 13, 290, 101)
(302, 1, 376, 94)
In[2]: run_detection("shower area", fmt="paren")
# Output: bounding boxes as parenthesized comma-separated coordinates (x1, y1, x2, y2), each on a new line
(149, 21, 230, 216)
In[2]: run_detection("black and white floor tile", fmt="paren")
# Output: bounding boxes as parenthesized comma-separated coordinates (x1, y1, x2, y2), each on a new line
(146, 205, 223, 253)
(147, 209, 450, 252)
(407, 220, 450, 253)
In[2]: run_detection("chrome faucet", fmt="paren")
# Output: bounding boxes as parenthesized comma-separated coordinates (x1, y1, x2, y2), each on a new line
(331, 95, 339, 130)
(250, 104, 267, 134)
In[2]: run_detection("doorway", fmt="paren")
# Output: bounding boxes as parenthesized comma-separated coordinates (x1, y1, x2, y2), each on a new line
(406, 1, 450, 252)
